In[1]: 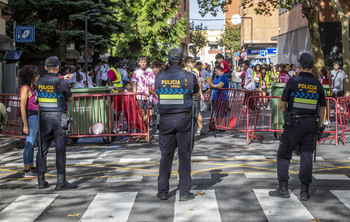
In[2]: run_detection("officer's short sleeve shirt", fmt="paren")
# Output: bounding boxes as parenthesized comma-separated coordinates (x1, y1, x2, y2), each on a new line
(281, 73, 327, 107)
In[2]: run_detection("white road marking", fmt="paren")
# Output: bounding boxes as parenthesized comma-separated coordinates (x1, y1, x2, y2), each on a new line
(0, 194, 58, 222)
(244, 173, 276, 179)
(80, 192, 137, 222)
(191, 156, 208, 160)
(66, 159, 94, 165)
(96, 150, 113, 160)
(235, 155, 266, 160)
(106, 176, 143, 183)
(330, 190, 350, 209)
(254, 189, 314, 222)
(292, 156, 324, 161)
(313, 174, 350, 180)
(119, 158, 150, 163)
(174, 190, 221, 222)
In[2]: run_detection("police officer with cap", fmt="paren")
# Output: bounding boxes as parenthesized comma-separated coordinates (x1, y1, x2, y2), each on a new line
(269, 53, 326, 201)
(36, 56, 77, 190)
(155, 48, 199, 201)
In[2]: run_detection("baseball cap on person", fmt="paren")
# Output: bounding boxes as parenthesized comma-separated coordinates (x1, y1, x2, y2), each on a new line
(168, 48, 183, 62)
(45, 56, 60, 67)
(298, 53, 314, 68)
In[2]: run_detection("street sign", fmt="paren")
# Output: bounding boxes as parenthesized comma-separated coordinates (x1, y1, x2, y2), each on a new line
(241, 52, 247, 59)
(235, 52, 240, 57)
(260, 50, 268, 57)
(235, 56, 240, 61)
(15, 26, 35, 43)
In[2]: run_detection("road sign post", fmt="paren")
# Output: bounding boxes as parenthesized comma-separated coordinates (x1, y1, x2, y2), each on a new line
(15, 26, 35, 43)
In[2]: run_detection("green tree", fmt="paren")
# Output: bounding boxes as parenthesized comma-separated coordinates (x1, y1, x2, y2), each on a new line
(330, 0, 350, 95)
(197, 0, 232, 16)
(189, 22, 208, 59)
(110, 0, 187, 62)
(240, 0, 325, 69)
(4, 0, 122, 61)
(218, 22, 241, 58)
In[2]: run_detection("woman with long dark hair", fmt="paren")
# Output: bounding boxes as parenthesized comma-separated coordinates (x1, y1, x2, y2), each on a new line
(19, 65, 40, 178)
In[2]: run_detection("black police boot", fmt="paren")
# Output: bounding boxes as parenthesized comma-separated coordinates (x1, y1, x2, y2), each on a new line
(38, 173, 49, 189)
(269, 182, 290, 198)
(179, 193, 195, 202)
(156, 192, 168, 200)
(55, 174, 77, 191)
(300, 183, 310, 201)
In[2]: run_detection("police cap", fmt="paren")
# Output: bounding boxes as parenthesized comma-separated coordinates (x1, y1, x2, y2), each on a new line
(45, 56, 60, 67)
(298, 53, 314, 68)
(168, 48, 183, 62)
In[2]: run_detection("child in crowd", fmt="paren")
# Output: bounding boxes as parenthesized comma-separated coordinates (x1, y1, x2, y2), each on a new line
(124, 81, 132, 92)
(149, 61, 163, 133)
(215, 53, 231, 80)
(70, 64, 86, 88)
(87, 67, 96, 88)
(279, 64, 290, 83)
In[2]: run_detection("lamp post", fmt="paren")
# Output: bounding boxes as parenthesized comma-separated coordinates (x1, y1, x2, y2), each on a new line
(187, 43, 194, 57)
(84, 9, 100, 73)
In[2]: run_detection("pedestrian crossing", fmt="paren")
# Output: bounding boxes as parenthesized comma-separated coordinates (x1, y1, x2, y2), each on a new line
(1, 190, 350, 221)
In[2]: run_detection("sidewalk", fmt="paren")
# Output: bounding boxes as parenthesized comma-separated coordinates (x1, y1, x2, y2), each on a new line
(0, 137, 25, 154)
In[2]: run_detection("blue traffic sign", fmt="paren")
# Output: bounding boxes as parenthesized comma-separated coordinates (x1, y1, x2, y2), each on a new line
(260, 50, 268, 57)
(15, 26, 35, 43)
(235, 52, 240, 57)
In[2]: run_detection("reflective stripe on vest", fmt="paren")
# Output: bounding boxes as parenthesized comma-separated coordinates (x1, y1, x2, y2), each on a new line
(110, 67, 123, 92)
(159, 94, 184, 105)
(38, 98, 58, 107)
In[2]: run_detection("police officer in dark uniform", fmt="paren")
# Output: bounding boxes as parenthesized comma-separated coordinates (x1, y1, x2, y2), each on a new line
(155, 48, 199, 201)
(269, 53, 326, 201)
(36, 56, 77, 191)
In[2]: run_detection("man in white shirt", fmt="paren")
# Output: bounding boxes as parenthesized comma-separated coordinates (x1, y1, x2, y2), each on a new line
(100, 61, 109, 86)
(243, 60, 256, 90)
(331, 61, 349, 98)
(94, 59, 103, 86)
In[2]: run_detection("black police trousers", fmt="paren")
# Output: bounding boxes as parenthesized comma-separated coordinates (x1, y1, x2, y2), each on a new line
(277, 116, 316, 185)
(36, 113, 67, 174)
(158, 113, 192, 196)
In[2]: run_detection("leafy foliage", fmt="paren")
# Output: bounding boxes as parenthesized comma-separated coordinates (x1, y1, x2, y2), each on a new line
(218, 22, 240, 57)
(110, 0, 188, 62)
(4, 0, 123, 60)
(189, 22, 208, 59)
(197, 0, 232, 16)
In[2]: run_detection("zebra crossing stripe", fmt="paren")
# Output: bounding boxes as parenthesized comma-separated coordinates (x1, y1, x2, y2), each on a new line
(313, 174, 350, 181)
(119, 158, 151, 163)
(235, 155, 266, 160)
(174, 190, 221, 222)
(254, 189, 314, 221)
(245, 173, 276, 179)
(0, 194, 58, 222)
(106, 176, 143, 182)
(80, 192, 137, 222)
(330, 190, 350, 209)
(191, 156, 208, 160)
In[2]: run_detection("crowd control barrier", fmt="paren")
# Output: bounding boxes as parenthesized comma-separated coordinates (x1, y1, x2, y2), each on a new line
(0, 92, 151, 144)
(208, 89, 263, 135)
(69, 92, 151, 144)
(337, 96, 350, 146)
(0, 94, 25, 137)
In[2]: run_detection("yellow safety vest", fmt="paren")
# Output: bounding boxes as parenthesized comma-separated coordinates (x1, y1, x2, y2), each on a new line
(109, 67, 123, 93)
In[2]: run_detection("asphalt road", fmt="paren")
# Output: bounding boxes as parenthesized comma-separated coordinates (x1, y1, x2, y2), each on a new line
(1, 115, 350, 221)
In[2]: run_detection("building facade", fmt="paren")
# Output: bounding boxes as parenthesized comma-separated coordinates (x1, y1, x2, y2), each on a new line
(278, 0, 350, 66)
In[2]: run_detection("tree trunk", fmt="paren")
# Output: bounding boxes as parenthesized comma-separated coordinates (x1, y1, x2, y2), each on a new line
(330, 0, 350, 95)
(58, 14, 68, 62)
(301, 0, 325, 70)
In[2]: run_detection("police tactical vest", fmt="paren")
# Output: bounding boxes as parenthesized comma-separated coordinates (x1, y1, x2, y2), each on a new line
(37, 75, 66, 112)
(109, 67, 123, 93)
(156, 70, 193, 114)
(289, 74, 320, 115)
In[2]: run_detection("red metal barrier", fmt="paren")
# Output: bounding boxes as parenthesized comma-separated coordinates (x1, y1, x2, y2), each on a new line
(337, 96, 350, 145)
(0, 94, 25, 137)
(69, 92, 151, 143)
(208, 89, 263, 135)
(246, 96, 342, 146)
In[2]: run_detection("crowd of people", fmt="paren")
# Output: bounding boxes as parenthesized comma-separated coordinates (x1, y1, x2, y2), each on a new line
(18, 52, 349, 178)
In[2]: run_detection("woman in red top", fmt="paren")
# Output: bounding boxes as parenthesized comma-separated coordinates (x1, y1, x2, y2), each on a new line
(320, 66, 332, 87)
(19, 65, 40, 178)
(279, 64, 291, 83)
